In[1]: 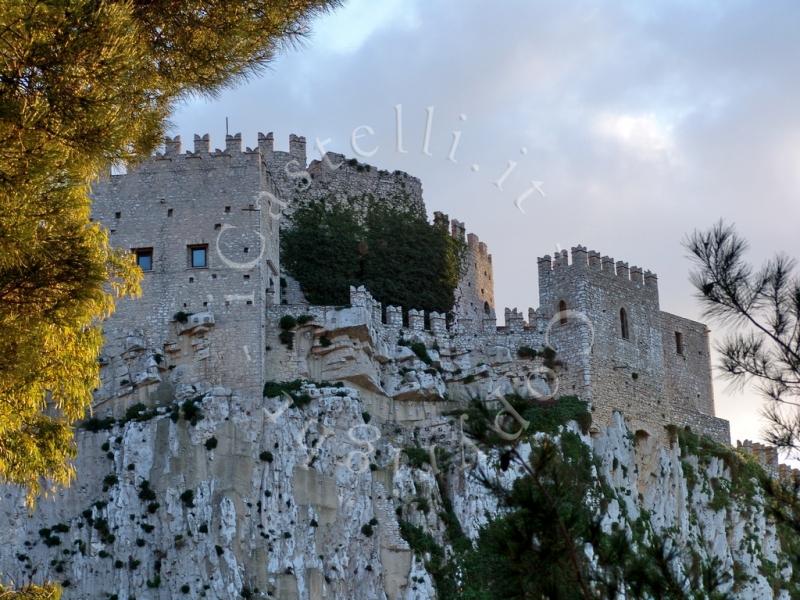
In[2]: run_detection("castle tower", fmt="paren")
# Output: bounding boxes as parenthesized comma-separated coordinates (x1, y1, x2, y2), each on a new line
(430, 214, 495, 328)
(538, 245, 729, 442)
(90, 133, 284, 406)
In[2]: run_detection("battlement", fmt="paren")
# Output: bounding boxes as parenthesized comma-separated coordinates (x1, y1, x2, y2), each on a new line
(131, 133, 311, 169)
(432, 212, 491, 259)
(538, 245, 658, 290)
(736, 439, 800, 482)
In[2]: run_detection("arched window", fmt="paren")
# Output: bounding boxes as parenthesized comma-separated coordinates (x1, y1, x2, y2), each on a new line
(558, 300, 568, 325)
(483, 301, 491, 316)
(620, 308, 629, 339)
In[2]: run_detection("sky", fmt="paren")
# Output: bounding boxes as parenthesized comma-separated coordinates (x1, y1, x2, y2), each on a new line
(171, 0, 800, 449)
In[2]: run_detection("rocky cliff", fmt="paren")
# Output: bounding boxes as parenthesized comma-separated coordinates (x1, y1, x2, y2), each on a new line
(0, 311, 797, 599)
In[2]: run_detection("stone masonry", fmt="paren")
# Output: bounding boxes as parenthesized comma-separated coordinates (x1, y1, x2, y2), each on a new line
(91, 131, 729, 443)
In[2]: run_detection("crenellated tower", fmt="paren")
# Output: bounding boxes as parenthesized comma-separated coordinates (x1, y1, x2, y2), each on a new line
(537, 245, 728, 441)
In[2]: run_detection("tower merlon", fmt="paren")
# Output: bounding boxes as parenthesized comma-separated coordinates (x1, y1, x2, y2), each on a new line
(258, 131, 274, 158)
(433, 211, 449, 230)
(538, 255, 553, 276)
(450, 219, 466, 241)
(225, 132, 242, 154)
(630, 265, 644, 285)
(289, 134, 307, 165)
(164, 135, 181, 156)
(193, 133, 210, 154)
(571, 245, 588, 269)
(588, 250, 601, 270)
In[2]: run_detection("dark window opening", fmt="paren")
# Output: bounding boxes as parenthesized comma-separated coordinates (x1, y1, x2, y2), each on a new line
(114, 211, 121, 219)
(134, 248, 153, 272)
(224, 206, 231, 213)
(189, 244, 208, 268)
(675, 331, 684, 355)
(483, 301, 491, 316)
(167, 209, 173, 217)
(620, 308, 629, 339)
(558, 300, 568, 324)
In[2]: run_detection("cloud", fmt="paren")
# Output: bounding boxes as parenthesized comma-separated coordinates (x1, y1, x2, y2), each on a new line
(309, 0, 419, 55)
(593, 112, 676, 160)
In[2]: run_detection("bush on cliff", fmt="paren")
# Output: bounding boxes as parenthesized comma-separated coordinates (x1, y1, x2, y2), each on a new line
(281, 200, 465, 312)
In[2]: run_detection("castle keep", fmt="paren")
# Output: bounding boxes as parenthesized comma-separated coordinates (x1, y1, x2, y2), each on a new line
(90, 131, 729, 443)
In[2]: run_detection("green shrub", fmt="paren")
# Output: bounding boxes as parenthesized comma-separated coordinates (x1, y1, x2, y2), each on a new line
(259, 451, 274, 463)
(173, 311, 192, 323)
(361, 523, 374, 537)
(102, 474, 119, 491)
(296, 314, 314, 325)
(291, 393, 312, 409)
(204, 437, 218, 450)
(281, 200, 465, 311)
(181, 397, 204, 425)
(410, 342, 433, 365)
(319, 335, 332, 347)
(279, 315, 297, 330)
(263, 380, 303, 398)
(403, 447, 431, 469)
(362, 411, 371, 424)
(179, 489, 194, 508)
(138, 481, 156, 502)
(517, 346, 538, 359)
(278, 330, 294, 348)
(123, 402, 157, 423)
(81, 416, 116, 432)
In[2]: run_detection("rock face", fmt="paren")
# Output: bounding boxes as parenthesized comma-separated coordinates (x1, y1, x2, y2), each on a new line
(1, 133, 789, 597)
(0, 382, 795, 598)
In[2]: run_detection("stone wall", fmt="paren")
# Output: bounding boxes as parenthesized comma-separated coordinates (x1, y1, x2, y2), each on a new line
(91, 133, 282, 401)
(661, 312, 716, 416)
(537, 245, 729, 442)
(439, 214, 496, 327)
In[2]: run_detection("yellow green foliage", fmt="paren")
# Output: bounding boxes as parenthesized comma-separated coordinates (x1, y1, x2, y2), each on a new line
(0, 583, 61, 599)
(0, 0, 337, 503)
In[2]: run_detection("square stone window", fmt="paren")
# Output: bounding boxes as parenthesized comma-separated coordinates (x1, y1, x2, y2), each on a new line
(134, 248, 153, 272)
(189, 244, 208, 268)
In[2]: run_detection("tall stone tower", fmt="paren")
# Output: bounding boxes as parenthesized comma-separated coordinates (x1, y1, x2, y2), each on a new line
(538, 246, 728, 441)
(91, 133, 283, 407)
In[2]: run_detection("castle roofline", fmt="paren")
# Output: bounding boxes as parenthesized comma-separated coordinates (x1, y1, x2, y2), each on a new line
(537, 245, 657, 288)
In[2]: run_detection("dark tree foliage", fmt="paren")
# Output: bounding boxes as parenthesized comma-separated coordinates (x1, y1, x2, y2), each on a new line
(453, 395, 702, 599)
(281, 200, 465, 312)
(685, 221, 800, 452)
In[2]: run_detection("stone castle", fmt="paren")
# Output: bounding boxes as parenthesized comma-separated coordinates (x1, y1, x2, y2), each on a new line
(14, 131, 800, 600)
(90, 131, 730, 444)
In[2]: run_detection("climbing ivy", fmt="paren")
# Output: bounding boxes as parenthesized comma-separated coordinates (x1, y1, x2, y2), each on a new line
(281, 199, 465, 311)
